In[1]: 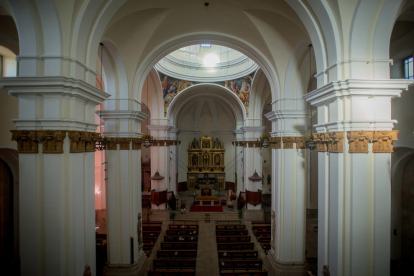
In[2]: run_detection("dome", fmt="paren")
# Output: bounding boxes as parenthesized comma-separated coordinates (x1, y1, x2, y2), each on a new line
(154, 44, 259, 82)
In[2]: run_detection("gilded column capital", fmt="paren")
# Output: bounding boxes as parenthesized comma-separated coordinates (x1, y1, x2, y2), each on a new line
(269, 137, 281, 149)
(295, 137, 307, 149)
(347, 131, 373, 153)
(372, 130, 398, 153)
(106, 138, 117, 150)
(132, 138, 142, 150)
(282, 137, 295, 149)
(37, 130, 67, 154)
(313, 133, 328, 152)
(86, 133, 100, 152)
(327, 132, 344, 153)
(118, 138, 131, 150)
(11, 130, 39, 153)
(68, 131, 87, 153)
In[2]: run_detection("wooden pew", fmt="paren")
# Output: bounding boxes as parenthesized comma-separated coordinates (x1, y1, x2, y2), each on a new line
(219, 259, 262, 271)
(252, 226, 271, 232)
(144, 236, 158, 243)
(143, 226, 162, 231)
(143, 221, 163, 225)
(161, 242, 198, 250)
(216, 220, 243, 225)
(217, 242, 255, 251)
(164, 235, 198, 242)
(166, 229, 198, 236)
(171, 219, 198, 225)
(153, 259, 196, 271)
(169, 224, 199, 230)
(216, 230, 248, 236)
(218, 250, 259, 260)
(143, 231, 161, 237)
(157, 250, 197, 259)
(261, 243, 271, 250)
(220, 270, 268, 276)
(251, 221, 271, 225)
(253, 231, 271, 237)
(216, 236, 251, 243)
(257, 237, 271, 243)
(216, 225, 246, 230)
(148, 270, 195, 276)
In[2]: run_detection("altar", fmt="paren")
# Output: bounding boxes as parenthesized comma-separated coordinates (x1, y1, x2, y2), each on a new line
(195, 196, 219, 206)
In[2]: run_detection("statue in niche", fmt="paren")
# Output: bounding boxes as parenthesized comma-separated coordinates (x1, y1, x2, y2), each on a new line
(137, 213, 143, 248)
(192, 154, 198, 166)
(267, 175, 271, 185)
(83, 266, 92, 276)
(214, 138, 221, 149)
(203, 153, 209, 167)
(215, 155, 220, 166)
(191, 137, 199, 149)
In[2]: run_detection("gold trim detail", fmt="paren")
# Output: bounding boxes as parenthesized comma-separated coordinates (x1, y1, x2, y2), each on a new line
(132, 138, 142, 150)
(347, 131, 373, 153)
(11, 130, 39, 153)
(118, 138, 131, 150)
(313, 133, 328, 152)
(327, 132, 344, 153)
(295, 137, 307, 149)
(86, 133, 100, 152)
(68, 131, 87, 153)
(282, 137, 295, 149)
(270, 137, 281, 149)
(372, 131, 398, 153)
(37, 130, 66, 154)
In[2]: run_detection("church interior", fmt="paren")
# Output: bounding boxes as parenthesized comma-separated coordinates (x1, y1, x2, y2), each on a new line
(0, 1, 414, 276)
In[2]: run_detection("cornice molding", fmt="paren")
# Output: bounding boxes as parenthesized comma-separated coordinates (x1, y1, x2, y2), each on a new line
(265, 110, 310, 122)
(96, 110, 148, 121)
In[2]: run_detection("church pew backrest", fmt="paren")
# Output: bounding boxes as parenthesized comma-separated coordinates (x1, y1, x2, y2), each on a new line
(218, 250, 259, 260)
(252, 226, 271, 232)
(161, 242, 198, 250)
(216, 236, 251, 243)
(169, 224, 199, 230)
(217, 242, 255, 251)
(251, 221, 271, 225)
(164, 235, 198, 242)
(148, 270, 195, 276)
(157, 250, 197, 259)
(220, 270, 268, 276)
(143, 221, 163, 225)
(216, 230, 248, 236)
(166, 229, 198, 236)
(219, 259, 262, 271)
(143, 226, 162, 231)
(216, 225, 246, 230)
(143, 236, 158, 242)
(143, 231, 161, 237)
(153, 259, 196, 271)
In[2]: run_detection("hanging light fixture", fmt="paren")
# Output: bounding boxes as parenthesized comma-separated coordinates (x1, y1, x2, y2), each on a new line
(96, 42, 109, 151)
(259, 135, 270, 148)
(150, 170, 165, 180)
(142, 75, 155, 148)
(248, 170, 262, 182)
(305, 44, 317, 151)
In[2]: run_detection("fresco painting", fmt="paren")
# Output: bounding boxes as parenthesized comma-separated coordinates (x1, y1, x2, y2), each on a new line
(159, 72, 255, 117)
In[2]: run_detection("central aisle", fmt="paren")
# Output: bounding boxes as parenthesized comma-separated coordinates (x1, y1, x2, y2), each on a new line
(195, 220, 220, 276)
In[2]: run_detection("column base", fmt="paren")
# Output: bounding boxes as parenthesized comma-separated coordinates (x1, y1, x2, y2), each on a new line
(243, 208, 264, 221)
(103, 251, 148, 276)
(266, 250, 308, 276)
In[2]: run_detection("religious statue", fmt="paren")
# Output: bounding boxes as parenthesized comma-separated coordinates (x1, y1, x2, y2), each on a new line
(192, 154, 198, 166)
(83, 265, 92, 276)
(227, 189, 232, 202)
(322, 265, 330, 276)
(137, 213, 143, 248)
(214, 138, 221, 149)
(215, 154, 220, 166)
(267, 174, 271, 185)
(191, 137, 199, 149)
(203, 153, 209, 167)
(202, 139, 210, 148)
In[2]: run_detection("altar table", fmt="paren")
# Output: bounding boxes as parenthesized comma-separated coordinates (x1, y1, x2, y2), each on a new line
(195, 196, 219, 206)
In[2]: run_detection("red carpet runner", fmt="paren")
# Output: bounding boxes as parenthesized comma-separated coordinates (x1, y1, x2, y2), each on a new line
(189, 206, 223, 212)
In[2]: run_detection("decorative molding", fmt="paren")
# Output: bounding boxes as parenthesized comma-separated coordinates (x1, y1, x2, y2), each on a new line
(106, 139, 118, 150)
(10, 130, 39, 153)
(327, 132, 344, 153)
(132, 138, 142, 150)
(282, 137, 295, 149)
(269, 137, 281, 149)
(313, 133, 328, 152)
(68, 131, 87, 153)
(118, 138, 131, 150)
(372, 130, 398, 153)
(86, 133, 100, 152)
(295, 137, 307, 149)
(347, 131, 373, 153)
(37, 130, 67, 154)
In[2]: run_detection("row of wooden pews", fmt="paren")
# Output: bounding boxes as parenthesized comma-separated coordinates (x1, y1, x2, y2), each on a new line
(143, 221, 163, 256)
(251, 221, 271, 252)
(148, 220, 199, 276)
(216, 221, 268, 276)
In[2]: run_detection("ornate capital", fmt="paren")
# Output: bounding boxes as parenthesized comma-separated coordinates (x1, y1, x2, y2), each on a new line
(132, 138, 142, 150)
(86, 133, 100, 152)
(68, 131, 87, 153)
(327, 132, 344, 153)
(118, 138, 131, 150)
(11, 130, 39, 153)
(372, 130, 398, 153)
(282, 137, 295, 149)
(37, 130, 67, 154)
(270, 137, 281, 149)
(313, 133, 328, 152)
(347, 131, 373, 153)
(106, 139, 118, 150)
(295, 137, 307, 149)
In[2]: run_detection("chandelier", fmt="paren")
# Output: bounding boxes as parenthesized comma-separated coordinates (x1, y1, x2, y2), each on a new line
(259, 135, 270, 148)
(142, 134, 155, 148)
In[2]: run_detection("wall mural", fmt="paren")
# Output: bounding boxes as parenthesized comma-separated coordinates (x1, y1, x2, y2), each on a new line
(159, 72, 256, 117)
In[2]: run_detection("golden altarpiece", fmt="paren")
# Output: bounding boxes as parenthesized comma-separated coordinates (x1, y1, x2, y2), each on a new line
(187, 136, 225, 190)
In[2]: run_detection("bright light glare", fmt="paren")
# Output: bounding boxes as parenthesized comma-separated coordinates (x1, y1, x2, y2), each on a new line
(203, 54, 220, 66)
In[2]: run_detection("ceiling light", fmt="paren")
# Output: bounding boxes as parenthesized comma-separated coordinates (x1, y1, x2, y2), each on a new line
(203, 54, 219, 66)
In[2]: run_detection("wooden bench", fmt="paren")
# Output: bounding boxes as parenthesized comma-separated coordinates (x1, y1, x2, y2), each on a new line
(171, 219, 198, 225)
(219, 259, 262, 271)
(166, 230, 198, 236)
(157, 250, 197, 259)
(153, 259, 196, 271)
(261, 243, 271, 250)
(161, 242, 198, 250)
(143, 226, 162, 231)
(164, 235, 198, 242)
(216, 225, 246, 230)
(143, 221, 163, 225)
(220, 270, 268, 276)
(257, 237, 271, 243)
(253, 231, 271, 237)
(216, 230, 248, 236)
(252, 226, 271, 232)
(148, 269, 195, 276)
(143, 231, 161, 237)
(216, 236, 251, 243)
(218, 250, 259, 260)
(169, 224, 199, 230)
(143, 236, 158, 242)
(216, 220, 243, 225)
(251, 221, 271, 225)
(217, 242, 255, 251)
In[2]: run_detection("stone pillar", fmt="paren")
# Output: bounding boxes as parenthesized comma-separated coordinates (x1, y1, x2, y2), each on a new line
(168, 141, 179, 193)
(98, 110, 148, 275)
(265, 110, 310, 275)
(304, 79, 413, 276)
(1, 77, 109, 276)
(234, 141, 244, 193)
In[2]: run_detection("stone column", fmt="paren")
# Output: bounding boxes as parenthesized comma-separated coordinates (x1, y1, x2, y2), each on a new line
(98, 110, 148, 276)
(265, 110, 310, 275)
(304, 79, 413, 276)
(2, 77, 109, 276)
